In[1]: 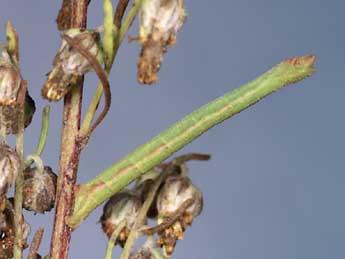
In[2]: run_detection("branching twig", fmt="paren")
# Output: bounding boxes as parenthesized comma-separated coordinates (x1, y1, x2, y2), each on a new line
(49, 1, 88, 259)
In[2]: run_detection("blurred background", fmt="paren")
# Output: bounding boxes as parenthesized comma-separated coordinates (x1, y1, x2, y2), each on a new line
(0, 0, 344, 258)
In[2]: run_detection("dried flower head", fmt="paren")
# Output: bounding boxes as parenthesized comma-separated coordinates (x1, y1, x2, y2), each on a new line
(41, 29, 103, 101)
(0, 92, 35, 135)
(156, 174, 203, 257)
(138, 0, 186, 84)
(0, 199, 30, 259)
(0, 51, 21, 106)
(23, 166, 57, 214)
(0, 144, 20, 202)
(100, 191, 142, 247)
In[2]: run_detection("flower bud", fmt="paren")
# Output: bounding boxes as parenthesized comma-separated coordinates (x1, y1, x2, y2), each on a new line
(0, 199, 30, 259)
(0, 51, 21, 106)
(137, 0, 186, 84)
(23, 166, 57, 214)
(100, 191, 143, 247)
(156, 174, 203, 257)
(0, 144, 20, 202)
(42, 29, 104, 101)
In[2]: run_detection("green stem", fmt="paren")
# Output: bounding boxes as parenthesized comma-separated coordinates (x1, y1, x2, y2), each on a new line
(24, 106, 50, 168)
(120, 167, 170, 259)
(68, 54, 316, 228)
(35, 106, 50, 156)
(80, 0, 144, 135)
(105, 220, 127, 259)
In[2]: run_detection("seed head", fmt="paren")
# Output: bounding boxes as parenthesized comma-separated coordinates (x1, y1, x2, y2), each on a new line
(0, 51, 21, 106)
(156, 174, 203, 257)
(0, 144, 20, 202)
(42, 29, 104, 101)
(0, 199, 30, 259)
(23, 166, 57, 214)
(100, 191, 143, 247)
(0, 92, 35, 135)
(137, 0, 186, 84)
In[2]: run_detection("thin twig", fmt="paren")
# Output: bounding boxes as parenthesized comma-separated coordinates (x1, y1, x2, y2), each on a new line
(24, 106, 50, 168)
(114, 0, 130, 28)
(80, 0, 144, 135)
(61, 33, 111, 140)
(13, 81, 27, 259)
(49, 1, 88, 259)
(27, 228, 44, 259)
(142, 198, 194, 236)
(105, 220, 127, 259)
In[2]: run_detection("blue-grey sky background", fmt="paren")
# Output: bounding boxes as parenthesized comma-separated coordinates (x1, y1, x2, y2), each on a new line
(0, 1, 344, 258)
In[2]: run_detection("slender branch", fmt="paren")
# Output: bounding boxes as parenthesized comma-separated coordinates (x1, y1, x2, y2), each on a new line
(114, 0, 130, 28)
(80, 0, 144, 135)
(24, 105, 50, 168)
(14, 81, 27, 259)
(105, 220, 127, 259)
(68, 54, 316, 228)
(49, 1, 88, 259)
(27, 228, 44, 259)
(35, 106, 50, 156)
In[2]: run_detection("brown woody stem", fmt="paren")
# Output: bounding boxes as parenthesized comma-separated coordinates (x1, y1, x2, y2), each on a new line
(49, 1, 88, 259)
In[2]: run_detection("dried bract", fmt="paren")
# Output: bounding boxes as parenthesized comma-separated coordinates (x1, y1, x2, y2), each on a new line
(156, 174, 203, 257)
(138, 0, 186, 84)
(23, 166, 57, 214)
(41, 29, 103, 101)
(0, 144, 20, 202)
(100, 191, 143, 247)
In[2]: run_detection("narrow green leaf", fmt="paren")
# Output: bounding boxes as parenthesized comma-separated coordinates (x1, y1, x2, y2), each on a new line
(68, 54, 316, 228)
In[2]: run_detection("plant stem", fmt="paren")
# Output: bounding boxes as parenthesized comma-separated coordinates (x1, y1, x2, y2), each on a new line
(69, 54, 316, 228)
(105, 220, 127, 259)
(14, 82, 27, 259)
(49, 1, 88, 259)
(28, 228, 44, 259)
(80, 0, 143, 135)
(35, 106, 50, 156)
(120, 167, 169, 259)
(25, 106, 50, 168)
